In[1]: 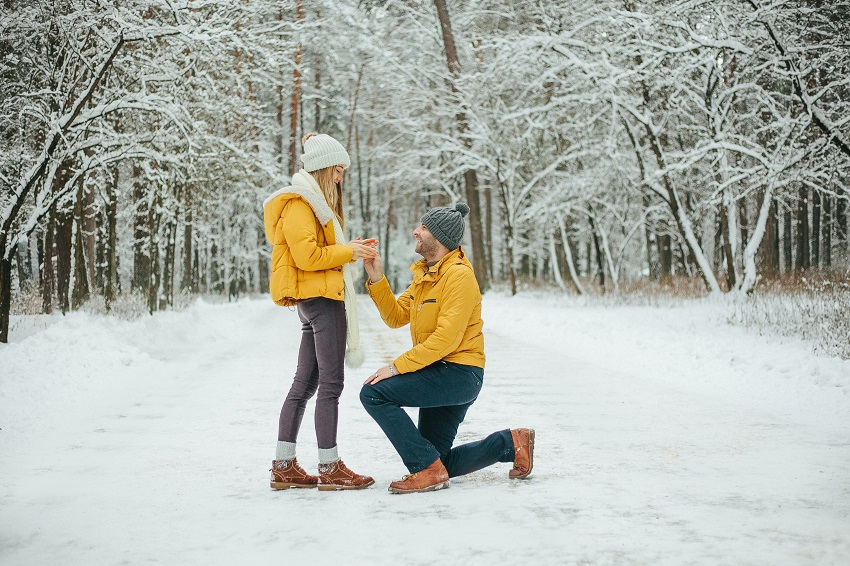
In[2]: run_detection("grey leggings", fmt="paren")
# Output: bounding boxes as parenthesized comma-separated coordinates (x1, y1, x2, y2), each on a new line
(278, 297, 346, 449)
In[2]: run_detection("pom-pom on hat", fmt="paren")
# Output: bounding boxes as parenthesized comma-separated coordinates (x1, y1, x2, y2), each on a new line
(421, 203, 470, 251)
(300, 133, 351, 172)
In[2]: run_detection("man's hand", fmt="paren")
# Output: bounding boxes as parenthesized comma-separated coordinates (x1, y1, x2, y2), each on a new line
(363, 364, 398, 385)
(363, 250, 384, 283)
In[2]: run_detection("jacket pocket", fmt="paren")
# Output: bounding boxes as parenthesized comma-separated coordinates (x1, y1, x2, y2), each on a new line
(417, 298, 437, 311)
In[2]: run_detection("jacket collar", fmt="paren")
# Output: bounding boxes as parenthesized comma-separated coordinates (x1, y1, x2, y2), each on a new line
(262, 169, 334, 226)
(410, 247, 469, 282)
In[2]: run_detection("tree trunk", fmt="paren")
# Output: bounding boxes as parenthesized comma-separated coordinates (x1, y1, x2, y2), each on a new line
(41, 209, 56, 314)
(72, 182, 91, 309)
(314, 50, 322, 131)
(345, 64, 364, 210)
(210, 240, 220, 294)
(783, 204, 793, 272)
(519, 250, 530, 279)
(812, 189, 821, 269)
(83, 178, 96, 291)
(741, 184, 776, 293)
(714, 143, 739, 288)
(720, 200, 736, 290)
(36, 232, 44, 289)
(558, 215, 585, 295)
(463, 170, 487, 290)
(594, 213, 619, 293)
(497, 182, 517, 295)
(355, 122, 365, 221)
(182, 195, 194, 293)
(739, 197, 749, 258)
(366, 127, 374, 226)
(433, 0, 488, 292)
(276, 10, 286, 170)
(796, 186, 810, 271)
(643, 194, 658, 279)
(589, 215, 605, 290)
(276, 81, 285, 169)
(485, 183, 493, 280)
(55, 204, 73, 314)
(713, 212, 722, 272)
(132, 165, 150, 293)
(0, 254, 11, 343)
(758, 192, 779, 278)
(658, 233, 673, 281)
(258, 226, 269, 295)
(105, 168, 118, 310)
(163, 214, 177, 310)
(651, 142, 720, 291)
(148, 193, 161, 314)
(823, 194, 832, 268)
(549, 236, 567, 291)
(383, 182, 394, 282)
(95, 209, 105, 292)
(288, 0, 304, 176)
(837, 190, 848, 263)
(15, 239, 30, 288)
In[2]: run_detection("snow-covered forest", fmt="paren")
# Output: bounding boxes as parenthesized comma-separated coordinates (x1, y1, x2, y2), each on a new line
(2, 0, 850, 344)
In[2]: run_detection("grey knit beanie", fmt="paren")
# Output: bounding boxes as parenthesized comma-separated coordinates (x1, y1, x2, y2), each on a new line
(300, 133, 350, 172)
(421, 203, 470, 251)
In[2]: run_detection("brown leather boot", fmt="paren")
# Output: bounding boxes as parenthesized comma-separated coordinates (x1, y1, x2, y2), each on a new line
(388, 459, 450, 494)
(270, 458, 319, 489)
(317, 460, 374, 491)
(509, 428, 535, 479)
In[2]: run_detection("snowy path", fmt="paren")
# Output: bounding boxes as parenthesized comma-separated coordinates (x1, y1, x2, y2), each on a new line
(1, 294, 849, 564)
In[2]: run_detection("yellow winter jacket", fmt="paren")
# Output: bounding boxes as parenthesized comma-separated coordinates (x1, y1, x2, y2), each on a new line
(366, 247, 485, 373)
(263, 177, 353, 306)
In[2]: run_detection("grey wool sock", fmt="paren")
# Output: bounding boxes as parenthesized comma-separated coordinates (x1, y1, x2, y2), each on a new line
(275, 441, 296, 462)
(318, 446, 339, 465)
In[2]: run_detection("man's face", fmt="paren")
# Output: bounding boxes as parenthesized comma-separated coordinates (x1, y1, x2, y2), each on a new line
(413, 224, 440, 258)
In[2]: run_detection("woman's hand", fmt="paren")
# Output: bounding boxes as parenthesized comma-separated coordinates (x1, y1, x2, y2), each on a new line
(363, 364, 398, 385)
(348, 237, 378, 261)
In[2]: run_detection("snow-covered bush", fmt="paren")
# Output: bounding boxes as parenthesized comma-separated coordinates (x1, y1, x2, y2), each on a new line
(727, 275, 850, 359)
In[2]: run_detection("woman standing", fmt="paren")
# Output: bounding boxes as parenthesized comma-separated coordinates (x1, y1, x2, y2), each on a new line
(263, 132, 376, 491)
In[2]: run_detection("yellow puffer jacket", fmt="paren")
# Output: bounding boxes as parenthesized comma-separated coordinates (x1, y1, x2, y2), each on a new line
(365, 247, 485, 373)
(263, 176, 353, 307)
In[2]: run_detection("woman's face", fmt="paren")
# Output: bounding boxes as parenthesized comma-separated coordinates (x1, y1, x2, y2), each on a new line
(333, 165, 345, 185)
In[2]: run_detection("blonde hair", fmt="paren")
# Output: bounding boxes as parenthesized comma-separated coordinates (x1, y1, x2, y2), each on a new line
(309, 165, 345, 231)
(302, 132, 346, 230)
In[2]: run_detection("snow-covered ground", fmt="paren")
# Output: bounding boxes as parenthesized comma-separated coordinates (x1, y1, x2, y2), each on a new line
(1, 292, 848, 565)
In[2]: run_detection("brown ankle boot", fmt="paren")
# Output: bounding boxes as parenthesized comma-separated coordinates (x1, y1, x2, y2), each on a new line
(270, 458, 319, 489)
(317, 459, 374, 491)
(388, 459, 450, 494)
(509, 428, 535, 479)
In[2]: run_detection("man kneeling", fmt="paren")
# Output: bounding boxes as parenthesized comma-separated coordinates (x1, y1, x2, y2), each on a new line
(360, 203, 534, 494)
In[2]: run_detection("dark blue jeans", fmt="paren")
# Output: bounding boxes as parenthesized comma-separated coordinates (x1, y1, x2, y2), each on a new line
(360, 361, 515, 476)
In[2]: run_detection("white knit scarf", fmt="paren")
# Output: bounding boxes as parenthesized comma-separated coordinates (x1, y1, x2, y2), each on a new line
(265, 169, 364, 368)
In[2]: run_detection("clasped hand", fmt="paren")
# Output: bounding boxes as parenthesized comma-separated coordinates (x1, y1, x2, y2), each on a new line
(348, 237, 378, 261)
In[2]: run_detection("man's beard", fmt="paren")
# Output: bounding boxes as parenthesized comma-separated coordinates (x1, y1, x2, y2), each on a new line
(416, 238, 439, 258)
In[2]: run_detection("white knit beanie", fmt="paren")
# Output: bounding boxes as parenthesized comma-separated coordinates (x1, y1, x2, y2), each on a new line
(300, 133, 351, 172)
